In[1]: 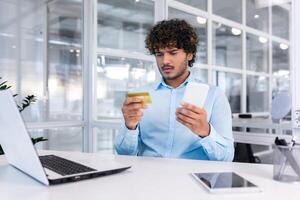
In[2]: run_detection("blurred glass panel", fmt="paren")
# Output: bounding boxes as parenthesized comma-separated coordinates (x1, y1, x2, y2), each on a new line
(213, 0, 242, 23)
(246, 0, 269, 32)
(189, 67, 208, 83)
(0, 1, 18, 93)
(272, 2, 290, 40)
(212, 22, 242, 68)
(246, 33, 269, 72)
(214, 71, 242, 113)
(46, 0, 83, 121)
(272, 41, 289, 73)
(247, 75, 269, 112)
(0, 0, 50, 122)
(168, 8, 207, 64)
(272, 41, 290, 95)
(175, 0, 207, 11)
(272, 77, 289, 97)
(96, 55, 157, 119)
(30, 127, 82, 152)
(19, 0, 44, 122)
(94, 128, 118, 154)
(97, 0, 154, 53)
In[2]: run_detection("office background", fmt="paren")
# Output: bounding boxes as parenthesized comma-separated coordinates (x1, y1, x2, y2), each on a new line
(0, 0, 291, 158)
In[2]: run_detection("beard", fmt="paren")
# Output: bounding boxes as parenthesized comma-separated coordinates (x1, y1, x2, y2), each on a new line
(159, 57, 189, 80)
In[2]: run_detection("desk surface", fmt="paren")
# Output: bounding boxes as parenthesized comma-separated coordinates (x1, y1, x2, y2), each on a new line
(1, 151, 299, 200)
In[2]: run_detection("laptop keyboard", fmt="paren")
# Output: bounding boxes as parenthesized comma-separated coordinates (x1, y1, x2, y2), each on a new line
(39, 155, 96, 176)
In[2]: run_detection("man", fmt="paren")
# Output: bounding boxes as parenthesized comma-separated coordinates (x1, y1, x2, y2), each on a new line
(114, 19, 234, 161)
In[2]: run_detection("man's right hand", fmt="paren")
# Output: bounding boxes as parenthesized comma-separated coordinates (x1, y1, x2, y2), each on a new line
(122, 97, 146, 130)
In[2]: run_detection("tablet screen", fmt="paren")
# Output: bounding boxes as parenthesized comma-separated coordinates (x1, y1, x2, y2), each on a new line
(192, 172, 260, 193)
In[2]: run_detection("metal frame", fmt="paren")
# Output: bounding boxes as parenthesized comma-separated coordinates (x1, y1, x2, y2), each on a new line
(27, 121, 85, 129)
(82, 0, 97, 152)
(291, 0, 300, 138)
(268, 0, 273, 120)
(207, 0, 213, 84)
(16, 2, 21, 99)
(42, 3, 49, 122)
(155, 0, 167, 22)
(242, 0, 248, 114)
(96, 48, 155, 62)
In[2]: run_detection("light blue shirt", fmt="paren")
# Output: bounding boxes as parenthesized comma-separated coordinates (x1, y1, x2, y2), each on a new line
(114, 72, 234, 161)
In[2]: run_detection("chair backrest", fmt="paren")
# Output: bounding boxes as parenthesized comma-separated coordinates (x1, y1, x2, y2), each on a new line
(271, 91, 291, 122)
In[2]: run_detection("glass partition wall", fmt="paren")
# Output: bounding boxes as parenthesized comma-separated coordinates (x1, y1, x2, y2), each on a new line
(94, 0, 156, 153)
(95, 0, 291, 153)
(0, 0, 84, 151)
(0, 0, 291, 154)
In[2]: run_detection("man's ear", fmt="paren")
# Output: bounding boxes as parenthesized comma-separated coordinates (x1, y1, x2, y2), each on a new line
(187, 53, 193, 61)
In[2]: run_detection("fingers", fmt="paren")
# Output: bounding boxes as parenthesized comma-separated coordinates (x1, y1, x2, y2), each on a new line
(176, 112, 195, 124)
(180, 102, 205, 114)
(123, 97, 143, 111)
(127, 103, 144, 111)
(176, 102, 207, 130)
(122, 97, 145, 129)
(176, 107, 199, 120)
(124, 97, 143, 105)
(125, 110, 143, 118)
(176, 102, 206, 121)
(122, 106, 143, 119)
(176, 117, 193, 129)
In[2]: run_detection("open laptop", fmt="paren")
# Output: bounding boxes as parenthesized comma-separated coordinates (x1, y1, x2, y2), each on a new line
(0, 90, 131, 185)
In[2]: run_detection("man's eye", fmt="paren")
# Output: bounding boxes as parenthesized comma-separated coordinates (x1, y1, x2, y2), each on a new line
(155, 53, 162, 57)
(170, 51, 177, 55)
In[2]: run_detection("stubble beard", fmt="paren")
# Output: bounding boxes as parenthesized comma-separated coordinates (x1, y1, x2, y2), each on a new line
(160, 58, 189, 80)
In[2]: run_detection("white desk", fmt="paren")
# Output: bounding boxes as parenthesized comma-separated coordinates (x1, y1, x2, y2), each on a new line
(0, 151, 299, 200)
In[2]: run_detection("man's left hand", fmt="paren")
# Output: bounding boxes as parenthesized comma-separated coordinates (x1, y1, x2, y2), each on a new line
(176, 102, 210, 137)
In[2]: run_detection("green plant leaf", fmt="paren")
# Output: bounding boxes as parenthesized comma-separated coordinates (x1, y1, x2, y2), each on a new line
(0, 145, 4, 155)
(31, 137, 48, 144)
(0, 85, 11, 90)
(0, 81, 8, 87)
(0, 137, 47, 155)
(0, 78, 45, 155)
(18, 95, 37, 112)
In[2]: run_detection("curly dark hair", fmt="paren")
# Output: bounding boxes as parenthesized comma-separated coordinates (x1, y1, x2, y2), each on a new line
(145, 19, 199, 67)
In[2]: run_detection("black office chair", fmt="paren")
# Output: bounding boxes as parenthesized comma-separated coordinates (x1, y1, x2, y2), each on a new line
(233, 114, 261, 163)
(233, 143, 260, 163)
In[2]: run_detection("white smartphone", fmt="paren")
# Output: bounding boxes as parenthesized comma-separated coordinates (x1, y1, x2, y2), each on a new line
(182, 82, 209, 108)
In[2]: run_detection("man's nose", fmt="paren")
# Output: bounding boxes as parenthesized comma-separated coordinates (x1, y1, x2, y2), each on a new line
(162, 54, 171, 64)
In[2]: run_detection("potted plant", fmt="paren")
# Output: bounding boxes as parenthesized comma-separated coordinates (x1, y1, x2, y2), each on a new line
(0, 77, 47, 155)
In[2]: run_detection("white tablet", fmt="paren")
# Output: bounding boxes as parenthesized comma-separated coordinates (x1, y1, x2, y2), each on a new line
(192, 172, 261, 194)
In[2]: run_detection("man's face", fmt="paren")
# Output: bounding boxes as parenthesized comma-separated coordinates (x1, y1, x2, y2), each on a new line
(155, 47, 193, 81)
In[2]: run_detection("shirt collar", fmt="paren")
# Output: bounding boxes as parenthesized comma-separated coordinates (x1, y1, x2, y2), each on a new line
(154, 71, 195, 90)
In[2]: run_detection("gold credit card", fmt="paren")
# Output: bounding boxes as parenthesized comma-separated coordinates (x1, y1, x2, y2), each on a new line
(127, 92, 152, 104)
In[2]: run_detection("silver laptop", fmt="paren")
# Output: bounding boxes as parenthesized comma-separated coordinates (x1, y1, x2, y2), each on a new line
(0, 90, 131, 185)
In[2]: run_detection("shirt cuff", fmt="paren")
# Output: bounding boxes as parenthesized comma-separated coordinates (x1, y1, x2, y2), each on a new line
(197, 124, 221, 154)
(123, 124, 140, 152)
